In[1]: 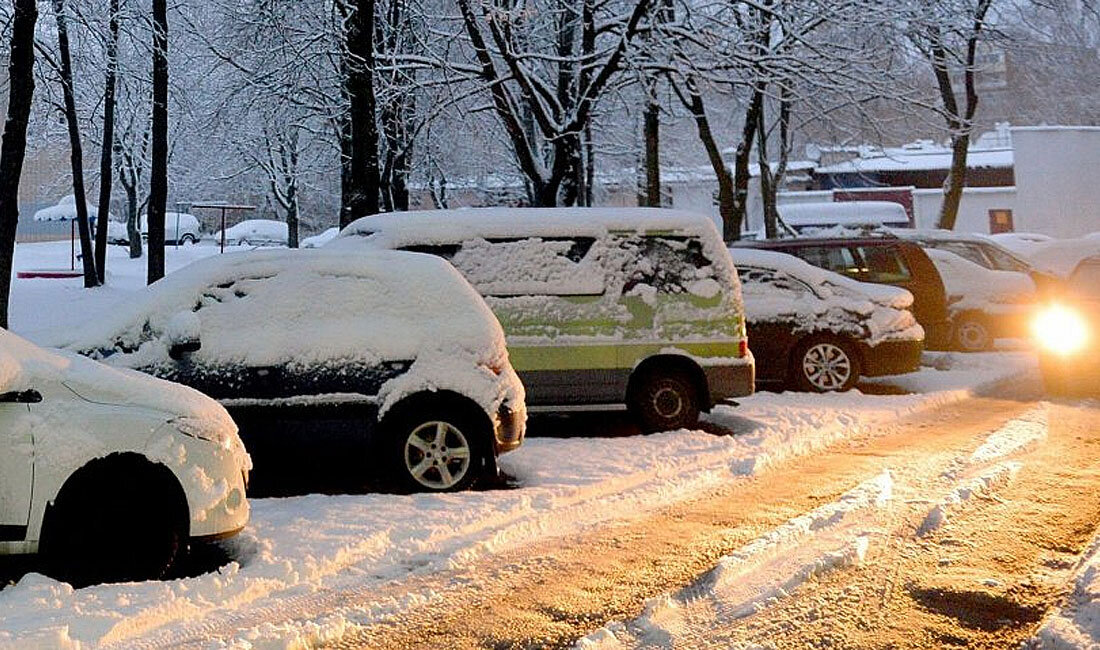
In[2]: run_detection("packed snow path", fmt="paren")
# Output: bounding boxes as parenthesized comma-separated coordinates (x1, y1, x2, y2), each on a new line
(331, 397, 1100, 650)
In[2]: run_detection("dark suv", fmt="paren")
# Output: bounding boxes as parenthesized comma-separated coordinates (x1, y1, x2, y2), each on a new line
(734, 236, 951, 349)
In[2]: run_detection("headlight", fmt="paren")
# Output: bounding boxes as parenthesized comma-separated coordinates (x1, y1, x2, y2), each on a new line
(171, 416, 235, 450)
(1032, 304, 1090, 356)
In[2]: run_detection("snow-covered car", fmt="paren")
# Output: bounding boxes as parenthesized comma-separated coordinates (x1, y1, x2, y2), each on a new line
(214, 219, 289, 247)
(1025, 238, 1100, 278)
(922, 248, 1038, 351)
(892, 229, 1060, 291)
(987, 232, 1053, 256)
(112, 212, 204, 245)
(56, 249, 525, 494)
(301, 227, 339, 249)
(0, 328, 249, 586)
(730, 248, 924, 392)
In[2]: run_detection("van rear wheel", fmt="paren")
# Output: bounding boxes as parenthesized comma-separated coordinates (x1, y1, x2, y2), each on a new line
(628, 370, 700, 433)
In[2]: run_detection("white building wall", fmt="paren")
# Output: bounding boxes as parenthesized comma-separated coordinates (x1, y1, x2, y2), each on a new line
(1012, 127, 1100, 238)
(912, 186, 1018, 233)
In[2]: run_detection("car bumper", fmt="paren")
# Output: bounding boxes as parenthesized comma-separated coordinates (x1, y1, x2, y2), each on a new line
(493, 401, 526, 454)
(703, 356, 755, 407)
(860, 339, 924, 377)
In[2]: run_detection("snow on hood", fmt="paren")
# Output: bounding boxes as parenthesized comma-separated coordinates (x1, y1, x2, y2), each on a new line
(214, 219, 288, 240)
(0, 328, 233, 427)
(923, 248, 1036, 311)
(729, 247, 913, 309)
(53, 249, 507, 376)
(330, 207, 723, 249)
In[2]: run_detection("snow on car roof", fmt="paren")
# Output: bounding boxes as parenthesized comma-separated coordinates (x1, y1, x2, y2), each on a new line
(1026, 238, 1100, 276)
(729, 247, 912, 308)
(55, 249, 504, 369)
(922, 247, 1036, 306)
(334, 207, 722, 246)
(778, 201, 909, 226)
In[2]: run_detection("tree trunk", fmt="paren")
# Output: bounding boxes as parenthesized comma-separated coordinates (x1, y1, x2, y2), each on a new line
(938, 134, 970, 230)
(123, 176, 142, 259)
(679, 79, 736, 241)
(286, 189, 299, 249)
(731, 84, 764, 240)
(0, 0, 38, 328)
(53, 0, 98, 288)
(94, 0, 120, 284)
(342, 0, 381, 227)
(643, 96, 661, 207)
(757, 105, 778, 240)
(338, 111, 353, 225)
(147, 0, 168, 284)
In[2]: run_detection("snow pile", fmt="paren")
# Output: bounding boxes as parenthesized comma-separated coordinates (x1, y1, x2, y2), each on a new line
(918, 462, 1020, 536)
(924, 248, 1036, 315)
(1034, 533, 1100, 649)
(733, 248, 923, 347)
(575, 473, 892, 649)
(300, 227, 339, 248)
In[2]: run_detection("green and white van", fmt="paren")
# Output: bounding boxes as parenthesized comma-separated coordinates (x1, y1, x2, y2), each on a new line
(328, 208, 755, 432)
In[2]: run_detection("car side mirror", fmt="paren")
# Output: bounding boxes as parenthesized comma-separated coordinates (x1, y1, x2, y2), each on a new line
(0, 389, 42, 404)
(169, 339, 201, 360)
(166, 311, 202, 361)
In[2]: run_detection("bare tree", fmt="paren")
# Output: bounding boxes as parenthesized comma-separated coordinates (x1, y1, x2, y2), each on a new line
(48, 0, 99, 287)
(906, 0, 996, 230)
(341, 0, 382, 225)
(0, 0, 39, 328)
(94, 0, 121, 283)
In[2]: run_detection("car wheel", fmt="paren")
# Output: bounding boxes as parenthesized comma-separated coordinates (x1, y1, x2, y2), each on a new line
(953, 314, 993, 352)
(41, 462, 186, 586)
(387, 404, 488, 493)
(180, 234, 197, 245)
(791, 336, 861, 393)
(627, 368, 701, 433)
(237, 238, 249, 247)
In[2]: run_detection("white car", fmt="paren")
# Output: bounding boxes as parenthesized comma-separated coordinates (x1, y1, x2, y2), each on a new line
(214, 219, 289, 247)
(300, 227, 339, 248)
(0, 329, 250, 585)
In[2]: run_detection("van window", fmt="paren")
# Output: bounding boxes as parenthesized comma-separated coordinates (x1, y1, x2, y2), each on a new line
(934, 242, 988, 267)
(856, 245, 911, 283)
(620, 236, 716, 296)
(450, 237, 604, 296)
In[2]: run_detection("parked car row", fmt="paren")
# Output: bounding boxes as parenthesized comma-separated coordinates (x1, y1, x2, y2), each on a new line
(1, 207, 966, 586)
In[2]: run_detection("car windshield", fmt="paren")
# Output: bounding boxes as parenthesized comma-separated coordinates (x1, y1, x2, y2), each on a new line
(1069, 263, 1100, 300)
(982, 244, 1032, 272)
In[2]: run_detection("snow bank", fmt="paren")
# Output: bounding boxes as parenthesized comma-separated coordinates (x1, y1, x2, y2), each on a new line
(1034, 532, 1100, 649)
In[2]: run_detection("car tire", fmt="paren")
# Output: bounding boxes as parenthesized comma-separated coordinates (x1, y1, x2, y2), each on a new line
(237, 239, 249, 247)
(952, 313, 993, 352)
(791, 336, 861, 393)
(385, 401, 489, 493)
(627, 368, 701, 433)
(41, 462, 186, 586)
(180, 234, 197, 245)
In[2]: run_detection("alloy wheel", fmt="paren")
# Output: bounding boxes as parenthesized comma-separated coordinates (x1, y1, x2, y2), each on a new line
(403, 421, 472, 490)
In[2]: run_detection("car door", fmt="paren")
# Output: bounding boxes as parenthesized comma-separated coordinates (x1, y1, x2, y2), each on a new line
(0, 389, 39, 541)
(736, 267, 801, 383)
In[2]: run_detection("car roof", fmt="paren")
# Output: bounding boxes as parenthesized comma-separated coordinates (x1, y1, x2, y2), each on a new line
(733, 234, 906, 247)
(337, 207, 722, 244)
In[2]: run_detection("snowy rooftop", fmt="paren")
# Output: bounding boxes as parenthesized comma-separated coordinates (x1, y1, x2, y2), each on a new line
(815, 146, 1014, 175)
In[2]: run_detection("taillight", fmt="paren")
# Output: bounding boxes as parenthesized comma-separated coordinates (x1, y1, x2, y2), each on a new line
(739, 338, 750, 358)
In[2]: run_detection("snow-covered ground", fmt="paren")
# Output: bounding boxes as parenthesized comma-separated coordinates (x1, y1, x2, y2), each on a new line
(0, 240, 1039, 649)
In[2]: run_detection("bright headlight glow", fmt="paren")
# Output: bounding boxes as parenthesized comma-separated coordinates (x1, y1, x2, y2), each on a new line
(1032, 304, 1090, 356)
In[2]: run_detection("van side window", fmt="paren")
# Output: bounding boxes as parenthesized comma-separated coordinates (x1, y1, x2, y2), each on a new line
(450, 237, 604, 296)
(621, 236, 716, 295)
(856, 245, 912, 283)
